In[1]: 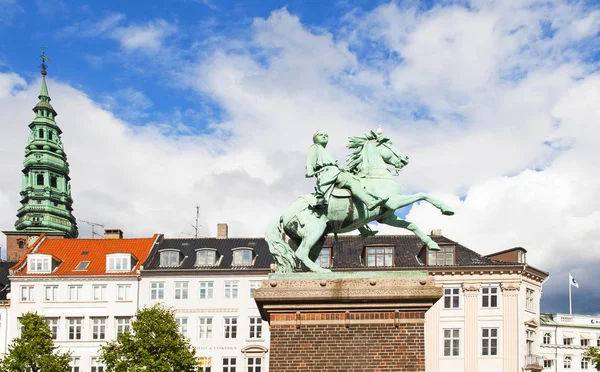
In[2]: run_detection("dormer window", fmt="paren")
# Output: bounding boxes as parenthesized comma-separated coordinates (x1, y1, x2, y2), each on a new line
(160, 250, 180, 267)
(233, 248, 254, 266)
(106, 254, 132, 272)
(196, 249, 218, 266)
(28, 254, 52, 273)
(365, 246, 394, 267)
(428, 245, 455, 266)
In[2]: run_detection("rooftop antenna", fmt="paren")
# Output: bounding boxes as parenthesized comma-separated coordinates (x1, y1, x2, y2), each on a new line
(79, 220, 105, 239)
(180, 206, 202, 238)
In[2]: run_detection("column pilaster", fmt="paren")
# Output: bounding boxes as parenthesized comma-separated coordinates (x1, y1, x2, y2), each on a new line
(501, 282, 520, 372)
(463, 283, 481, 372)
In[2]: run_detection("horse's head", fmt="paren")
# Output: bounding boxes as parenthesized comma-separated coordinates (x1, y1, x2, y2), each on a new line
(347, 131, 409, 176)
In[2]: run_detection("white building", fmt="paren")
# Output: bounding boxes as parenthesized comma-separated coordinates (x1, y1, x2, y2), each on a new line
(6, 231, 159, 371)
(540, 313, 600, 371)
(139, 225, 271, 372)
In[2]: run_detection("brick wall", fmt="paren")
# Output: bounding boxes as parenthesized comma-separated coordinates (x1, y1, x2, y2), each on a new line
(268, 311, 425, 372)
(5, 234, 64, 261)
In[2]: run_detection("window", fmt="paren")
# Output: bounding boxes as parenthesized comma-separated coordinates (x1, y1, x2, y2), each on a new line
(366, 246, 393, 267)
(582, 358, 589, 369)
(225, 281, 238, 299)
(46, 318, 58, 339)
(247, 357, 262, 372)
(117, 284, 131, 301)
(481, 328, 498, 356)
(44, 285, 58, 301)
(233, 249, 253, 266)
(582, 338, 590, 346)
(543, 360, 554, 368)
(249, 281, 261, 298)
(481, 287, 498, 308)
(68, 318, 82, 340)
(175, 282, 189, 300)
(75, 261, 89, 270)
(50, 176, 57, 188)
(68, 285, 83, 301)
(107, 255, 130, 272)
(70, 357, 80, 372)
(428, 245, 455, 265)
(29, 257, 51, 272)
(444, 329, 460, 356)
(196, 249, 217, 266)
(93, 285, 106, 301)
(564, 356, 572, 369)
(543, 333, 551, 344)
(92, 317, 106, 340)
(564, 337, 573, 345)
(37, 174, 44, 186)
(199, 281, 214, 299)
(198, 357, 212, 372)
(38, 128, 44, 138)
(249, 317, 262, 339)
(150, 282, 165, 300)
(21, 286, 34, 302)
(116, 317, 131, 335)
(526, 289, 535, 311)
(318, 247, 332, 268)
(176, 317, 188, 336)
(199, 317, 213, 339)
(597, 336, 600, 347)
(517, 250, 525, 263)
(443, 287, 460, 309)
(91, 357, 105, 372)
(160, 250, 180, 267)
(49, 131, 53, 140)
(222, 357, 236, 372)
(224, 317, 238, 339)
(17, 239, 26, 249)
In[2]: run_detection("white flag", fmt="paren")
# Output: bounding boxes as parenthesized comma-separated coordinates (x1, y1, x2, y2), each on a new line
(570, 273, 579, 288)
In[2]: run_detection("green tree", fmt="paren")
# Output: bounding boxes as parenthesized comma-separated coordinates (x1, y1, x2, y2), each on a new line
(584, 346, 600, 371)
(100, 303, 198, 372)
(0, 312, 71, 372)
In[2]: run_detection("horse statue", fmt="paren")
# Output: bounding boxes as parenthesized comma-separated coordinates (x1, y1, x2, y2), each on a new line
(265, 130, 454, 273)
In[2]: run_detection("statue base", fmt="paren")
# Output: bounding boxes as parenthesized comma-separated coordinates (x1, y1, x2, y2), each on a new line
(254, 271, 442, 372)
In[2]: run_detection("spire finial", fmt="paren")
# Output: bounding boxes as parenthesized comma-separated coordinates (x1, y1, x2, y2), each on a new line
(40, 45, 51, 76)
(377, 125, 383, 135)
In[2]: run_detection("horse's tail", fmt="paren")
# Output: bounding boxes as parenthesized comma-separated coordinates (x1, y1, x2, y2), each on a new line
(265, 217, 296, 273)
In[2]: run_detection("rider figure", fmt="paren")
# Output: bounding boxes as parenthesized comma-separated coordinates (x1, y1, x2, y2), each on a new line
(306, 130, 385, 211)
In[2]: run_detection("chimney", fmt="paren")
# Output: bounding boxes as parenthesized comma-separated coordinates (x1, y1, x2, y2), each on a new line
(104, 229, 124, 239)
(217, 223, 228, 239)
(430, 229, 442, 237)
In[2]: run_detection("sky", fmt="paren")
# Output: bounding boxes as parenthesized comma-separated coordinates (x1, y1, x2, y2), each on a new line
(0, 0, 599, 314)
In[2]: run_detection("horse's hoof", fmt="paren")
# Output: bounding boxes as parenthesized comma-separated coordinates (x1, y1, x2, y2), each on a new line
(428, 242, 441, 251)
(442, 210, 455, 216)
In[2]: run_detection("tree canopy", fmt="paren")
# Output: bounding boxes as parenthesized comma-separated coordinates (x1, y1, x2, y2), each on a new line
(584, 346, 600, 371)
(100, 303, 198, 372)
(0, 312, 72, 372)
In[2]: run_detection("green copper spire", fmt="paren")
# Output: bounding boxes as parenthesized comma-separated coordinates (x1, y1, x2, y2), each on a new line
(12, 50, 78, 237)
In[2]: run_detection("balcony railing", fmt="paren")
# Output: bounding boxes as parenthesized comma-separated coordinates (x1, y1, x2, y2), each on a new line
(524, 354, 544, 368)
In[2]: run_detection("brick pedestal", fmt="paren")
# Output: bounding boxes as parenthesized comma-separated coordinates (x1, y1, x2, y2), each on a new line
(254, 272, 442, 372)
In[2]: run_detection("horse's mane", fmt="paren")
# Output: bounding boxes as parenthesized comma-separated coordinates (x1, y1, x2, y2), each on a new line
(346, 130, 392, 174)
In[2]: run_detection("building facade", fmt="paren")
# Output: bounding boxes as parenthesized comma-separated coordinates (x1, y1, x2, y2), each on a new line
(6, 232, 158, 371)
(540, 313, 600, 371)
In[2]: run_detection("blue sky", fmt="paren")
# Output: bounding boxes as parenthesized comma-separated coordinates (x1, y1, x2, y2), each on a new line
(1, 0, 600, 315)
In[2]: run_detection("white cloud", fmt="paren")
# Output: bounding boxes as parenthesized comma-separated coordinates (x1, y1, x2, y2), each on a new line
(110, 19, 176, 52)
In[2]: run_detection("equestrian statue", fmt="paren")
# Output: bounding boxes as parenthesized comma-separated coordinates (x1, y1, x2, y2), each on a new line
(265, 127, 455, 273)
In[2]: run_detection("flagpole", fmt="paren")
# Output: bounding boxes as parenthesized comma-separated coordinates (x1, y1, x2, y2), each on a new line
(569, 272, 572, 315)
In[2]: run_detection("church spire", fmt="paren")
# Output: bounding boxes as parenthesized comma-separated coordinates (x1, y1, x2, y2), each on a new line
(3, 49, 79, 260)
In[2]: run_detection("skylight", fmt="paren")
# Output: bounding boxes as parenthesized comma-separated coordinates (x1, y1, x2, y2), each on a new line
(75, 261, 90, 270)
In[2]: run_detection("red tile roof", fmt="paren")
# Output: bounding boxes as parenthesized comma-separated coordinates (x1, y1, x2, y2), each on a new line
(12, 234, 159, 276)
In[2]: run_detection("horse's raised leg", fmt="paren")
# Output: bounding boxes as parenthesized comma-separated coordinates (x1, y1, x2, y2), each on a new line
(379, 214, 440, 251)
(385, 192, 454, 215)
(295, 217, 330, 273)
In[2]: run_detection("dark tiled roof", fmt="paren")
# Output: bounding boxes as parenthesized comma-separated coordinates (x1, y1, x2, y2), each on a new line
(0, 261, 17, 301)
(313, 234, 523, 269)
(143, 237, 273, 271)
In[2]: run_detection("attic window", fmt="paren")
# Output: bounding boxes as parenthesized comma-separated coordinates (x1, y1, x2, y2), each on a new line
(28, 255, 52, 273)
(517, 250, 526, 263)
(365, 246, 394, 267)
(233, 248, 253, 266)
(160, 250, 180, 267)
(428, 245, 455, 266)
(196, 249, 218, 266)
(106, 254, 131, 272)
(75, 261, 90, 270)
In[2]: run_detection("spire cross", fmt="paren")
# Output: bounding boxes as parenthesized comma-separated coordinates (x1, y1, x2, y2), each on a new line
(40, 45, 51, 76)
